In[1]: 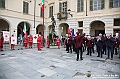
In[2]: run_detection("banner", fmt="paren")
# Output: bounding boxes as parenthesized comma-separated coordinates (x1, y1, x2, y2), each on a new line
(2, 31, 10, 41)
(11, 37, 17, 44)
(33, 34, 38, 43)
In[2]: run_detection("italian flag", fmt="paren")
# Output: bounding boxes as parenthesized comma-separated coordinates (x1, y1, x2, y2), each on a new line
(23, 22, 26, 35)
(42, 0, 44, 12)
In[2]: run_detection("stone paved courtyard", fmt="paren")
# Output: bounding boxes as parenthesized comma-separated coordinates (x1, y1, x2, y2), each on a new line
(0, 46, 120, 79)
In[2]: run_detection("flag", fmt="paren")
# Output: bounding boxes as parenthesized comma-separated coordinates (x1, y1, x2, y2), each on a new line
(23, 22, 26, 34)
(68, 28, 71, 34)
(42, 0, 44, 12)
(71, 29, 74, 36)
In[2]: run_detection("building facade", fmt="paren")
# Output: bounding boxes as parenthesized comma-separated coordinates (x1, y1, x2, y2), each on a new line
(0, 0, 120, 43)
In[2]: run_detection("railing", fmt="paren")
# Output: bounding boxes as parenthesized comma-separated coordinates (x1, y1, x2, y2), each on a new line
(57, 12, 68, 20)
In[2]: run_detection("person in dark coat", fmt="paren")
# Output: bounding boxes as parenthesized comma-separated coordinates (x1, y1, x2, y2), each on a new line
(74, 32, 85, 61)
(113, 35, 119, 55)
(106, 34, 115, 60)
(65, 34, 72, 53)
(86, 36, 94, 56)
(96, 33, 104, 58)
(103, 34, 107, 55)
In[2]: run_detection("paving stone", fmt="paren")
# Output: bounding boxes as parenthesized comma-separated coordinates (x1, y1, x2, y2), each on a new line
(37, 68, 57, 77)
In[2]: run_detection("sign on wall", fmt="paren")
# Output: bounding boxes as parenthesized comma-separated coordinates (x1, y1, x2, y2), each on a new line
(2, 31, 10, 41)
(33, 34, 38, 43)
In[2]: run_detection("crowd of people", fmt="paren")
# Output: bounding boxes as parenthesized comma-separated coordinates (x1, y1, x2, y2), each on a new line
(0, 31, 120, 61)
(61, 32, 120, 61)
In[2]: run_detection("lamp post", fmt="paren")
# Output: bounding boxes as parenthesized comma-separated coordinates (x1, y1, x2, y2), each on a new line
(86, 0, 88, 16)
(34, 0, 36, 28)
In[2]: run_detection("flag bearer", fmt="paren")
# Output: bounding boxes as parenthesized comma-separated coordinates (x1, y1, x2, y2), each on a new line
(37, 34, 42, 50)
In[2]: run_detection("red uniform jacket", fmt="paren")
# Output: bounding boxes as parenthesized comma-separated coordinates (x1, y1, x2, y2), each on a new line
(114, 38, 119, 47)
(65, 36, 72, 45)
(74, 33, 85, 48)
(24, 36, 28, 43)
(86, 39, 93, 48)
(103, 36, 107, 45)
(29, 35, 33, 42)
(0, 36, 4, 46)
(37, 35, 41, 43)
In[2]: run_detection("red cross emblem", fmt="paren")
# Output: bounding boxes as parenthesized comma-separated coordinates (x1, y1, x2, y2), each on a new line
(5, 35, 8, 37)
(13, 40, 15, 42)
(34, 36, 37, 39)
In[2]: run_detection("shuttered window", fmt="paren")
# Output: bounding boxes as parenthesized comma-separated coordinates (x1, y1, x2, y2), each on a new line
(110, 0, 120, 8)
(0, 0, 5, 8)
(90, 0, 104, 11)
(77, 0, 84, 12)
(23, 1, 29, 14)
(49, 6, 53, 17)
(59, 1, 67, 12)
(40, 7, 42, 17)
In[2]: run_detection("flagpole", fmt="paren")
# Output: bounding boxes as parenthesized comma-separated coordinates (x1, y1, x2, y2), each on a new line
(42, 0, 44, 46)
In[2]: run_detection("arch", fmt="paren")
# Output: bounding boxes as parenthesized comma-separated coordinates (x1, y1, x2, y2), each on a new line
(59, 23, 69, 36)
(0, 18, 11, 32)
(90, 20, 105, 36)
(36, 24, 43, 35)
(17, 21, 31, 37)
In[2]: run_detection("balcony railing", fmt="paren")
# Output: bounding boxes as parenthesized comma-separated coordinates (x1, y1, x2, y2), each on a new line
(57, 12, 68, 20)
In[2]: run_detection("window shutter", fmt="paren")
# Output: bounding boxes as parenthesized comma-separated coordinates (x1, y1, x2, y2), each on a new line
(59, 2, 62, 12)
(81, 0, 84, 11)
(109, 0, 113, 8)
(77, 0, 80, 12)
(0, 0, 5, 8)
(52, 6, 53, 16)
(23, 1, 25, 13)
(26, 2, 28, 14)
(65, 1, 67, 12)
(101, 0, 104, 9)
(49, 7, 51, 17)
(90, 0, 93, 11)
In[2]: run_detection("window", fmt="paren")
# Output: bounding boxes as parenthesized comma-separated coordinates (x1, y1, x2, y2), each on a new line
(40, 7, 43, 17)
(78, 21, 83, 27)
(0, 0, 5, 8)
(77, 0, 84, 12)
(110, 0, 120, 8)
(59, 1, 67, 12)
(90, 0, 104, 11)
(23, 1, 29, 14)
(114, 18, 120, 26)
(49, 6, 53, 17)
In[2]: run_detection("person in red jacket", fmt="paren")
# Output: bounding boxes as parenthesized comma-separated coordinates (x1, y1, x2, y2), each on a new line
(114, 35, 119, 55)
(24, 34, 28, 49)
(28, 34, 33, 48)
(10, 35, 15, 50)
(37, 34, 42, 50)
(55, 36, 60, 49)
(46, 36, 50, 48)
(65, 33, 72, 53)
(0, 32, 4, 51)
(74, 32, 85, 61)
(86, 36, 94, 56)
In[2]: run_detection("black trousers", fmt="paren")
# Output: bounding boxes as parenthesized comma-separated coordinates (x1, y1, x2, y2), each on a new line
(114, 46, 118, 55)
(76, 47, 83, 60)
(87, 47, 92, 56)
(103, 45, 106, 55)
(67, 44, 72, 53)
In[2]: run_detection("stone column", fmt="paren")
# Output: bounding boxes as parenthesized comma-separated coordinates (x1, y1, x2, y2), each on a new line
(105, 26, 113, 35)
(83, 27, 90, 35)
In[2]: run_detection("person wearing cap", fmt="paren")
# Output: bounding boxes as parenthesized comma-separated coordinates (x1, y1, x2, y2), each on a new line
(106, 34, 114, 60)
(65, 33, 72, 53)
(86, 35, 94, 56)
(113, 35, 118, 55)
(74, 32, 85, 61)
(103, 34, 107, 55)
(96, 33, 104, 58)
